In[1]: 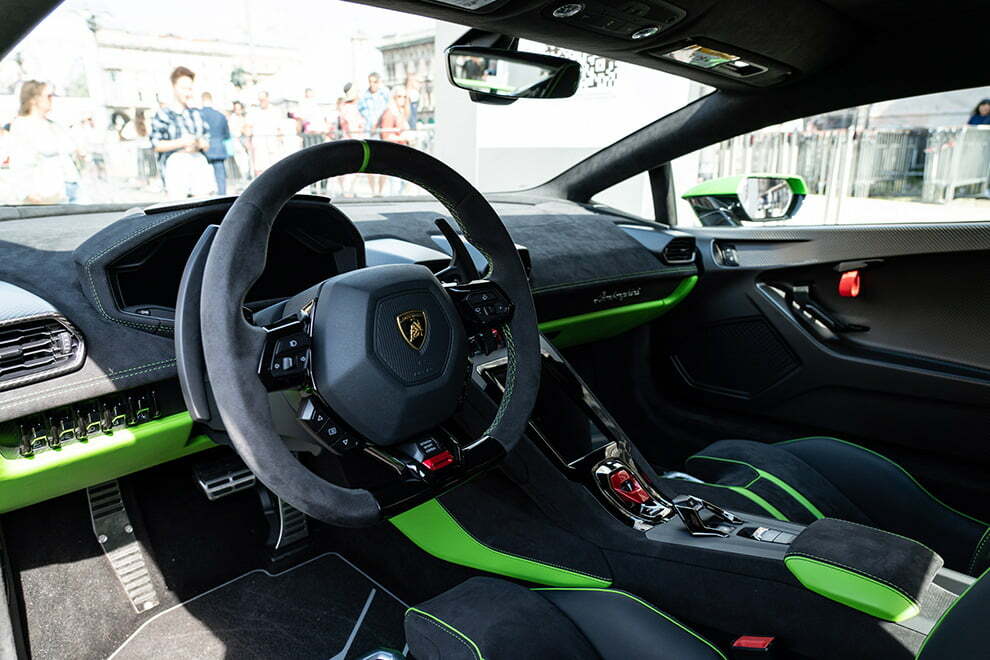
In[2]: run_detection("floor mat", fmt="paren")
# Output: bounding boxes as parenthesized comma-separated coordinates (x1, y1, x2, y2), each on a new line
(109, 553, 407, 660)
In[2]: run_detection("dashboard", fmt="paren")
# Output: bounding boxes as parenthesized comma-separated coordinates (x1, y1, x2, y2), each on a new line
(0, 193, 698, 512)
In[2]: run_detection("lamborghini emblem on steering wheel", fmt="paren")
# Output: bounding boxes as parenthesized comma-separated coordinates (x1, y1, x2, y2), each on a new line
(396, 310, 427, 350)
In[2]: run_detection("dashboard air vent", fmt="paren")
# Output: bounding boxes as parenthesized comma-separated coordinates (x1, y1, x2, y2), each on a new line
(0, 317, 84, 390)
(662, 237, 696, 264)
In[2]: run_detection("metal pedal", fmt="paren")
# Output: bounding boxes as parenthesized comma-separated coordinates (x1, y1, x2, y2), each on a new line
(87, 481, 160, 613)
(274, 497, 309, 551)
(194, 454, 256, 501)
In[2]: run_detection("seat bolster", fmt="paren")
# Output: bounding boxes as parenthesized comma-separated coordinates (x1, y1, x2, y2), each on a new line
(536, 588, 726, 660)
(688, 439, 871, 525)
(916, 569, 990, 659)
(404, 577, 598, 660)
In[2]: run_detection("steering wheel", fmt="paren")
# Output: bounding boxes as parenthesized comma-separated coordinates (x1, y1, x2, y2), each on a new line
(199, 140, 540, 527)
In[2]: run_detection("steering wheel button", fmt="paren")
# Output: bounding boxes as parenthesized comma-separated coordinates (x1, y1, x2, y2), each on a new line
(422, 450, 455, 471)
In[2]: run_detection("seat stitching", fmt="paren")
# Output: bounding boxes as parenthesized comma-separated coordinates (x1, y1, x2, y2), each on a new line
(969, 528, 990, 575)
(407, 611, 482, 660)
(785, 552, 920, 605)
(779, 437, 990, 527)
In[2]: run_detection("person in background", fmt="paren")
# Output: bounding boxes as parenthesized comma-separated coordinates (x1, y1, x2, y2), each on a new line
(297, 87, 322, 135)
(358, 73, 389, 195)
(249, 90, 285, 175)
(378, 86, 412, 196)
(227, 100, 251, 183)
(150, 66, 214, 198)
(337, 82, 365, 198)
(404, 73, 421, 129)
(199, 92, 231, 195)
(967, 99, 990, 125)
(6, 80, 81, 204)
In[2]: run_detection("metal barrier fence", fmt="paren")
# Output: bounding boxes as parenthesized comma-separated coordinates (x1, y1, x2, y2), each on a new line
(704, 126, 990, 204)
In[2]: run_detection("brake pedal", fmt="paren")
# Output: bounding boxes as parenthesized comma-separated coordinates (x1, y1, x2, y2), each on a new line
(87, 481, 160, 613)
(194, 454, 256, 501)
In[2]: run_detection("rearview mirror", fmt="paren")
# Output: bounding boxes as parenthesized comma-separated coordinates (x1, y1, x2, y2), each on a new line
(682, 175, 807, 226)
(446, 46, 580, 105)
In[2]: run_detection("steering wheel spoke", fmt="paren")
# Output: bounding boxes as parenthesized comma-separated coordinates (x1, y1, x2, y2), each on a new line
(257, 317, 312, 392)
(444, 279, 514, 330)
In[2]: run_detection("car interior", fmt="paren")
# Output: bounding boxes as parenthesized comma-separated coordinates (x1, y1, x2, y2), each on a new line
(0, 0, 988, 658)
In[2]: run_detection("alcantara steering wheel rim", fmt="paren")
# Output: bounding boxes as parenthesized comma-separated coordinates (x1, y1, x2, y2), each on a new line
(199, 139, 540, 527)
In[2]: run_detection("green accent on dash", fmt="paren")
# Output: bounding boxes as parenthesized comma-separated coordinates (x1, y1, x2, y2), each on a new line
(538, 276, 697, 349)
(784, 555, 920, 622)
(0, 412, 215, 513)
(682, 174, 808, 198)
(689, 454, 825, 520)
(406, 607, 485, 659)
(390, 499, 610, 587)
(358, 140, 371, 173)
(532, 588, 728, 660)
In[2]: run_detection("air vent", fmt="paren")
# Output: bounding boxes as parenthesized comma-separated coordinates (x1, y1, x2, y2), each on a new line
(662, 237, 696, 264)
(0, 317, 84, 390)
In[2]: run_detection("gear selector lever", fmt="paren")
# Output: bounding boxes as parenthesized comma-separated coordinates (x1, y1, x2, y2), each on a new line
(673, 495, 744, 537)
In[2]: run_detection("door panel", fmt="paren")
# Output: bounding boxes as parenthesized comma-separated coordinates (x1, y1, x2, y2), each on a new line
(652, 222, 990, 516)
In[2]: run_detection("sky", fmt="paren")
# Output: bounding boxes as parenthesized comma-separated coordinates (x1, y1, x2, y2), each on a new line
(62, 0, 435, 47)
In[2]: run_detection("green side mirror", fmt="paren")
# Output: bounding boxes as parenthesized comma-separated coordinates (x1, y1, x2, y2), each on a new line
(682, 174, 807, 226)
(446, 46, 581, 105)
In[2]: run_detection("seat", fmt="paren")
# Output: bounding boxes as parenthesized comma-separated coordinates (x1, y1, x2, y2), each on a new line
(405, 571, 990, 660)
(668, 436, 989, 575)
(404, 577, 724, 660)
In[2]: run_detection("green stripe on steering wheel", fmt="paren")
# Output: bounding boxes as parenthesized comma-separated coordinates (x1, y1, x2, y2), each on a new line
(358, 140, 371, 173)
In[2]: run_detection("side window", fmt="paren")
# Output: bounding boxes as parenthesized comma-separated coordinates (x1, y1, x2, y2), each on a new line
(672, 85, 990, 227)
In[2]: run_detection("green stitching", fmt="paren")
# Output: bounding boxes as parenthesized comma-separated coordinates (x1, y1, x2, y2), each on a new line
(358, 140, 371, 173)
(531, 266, 696, 293)
(532, 588, 727, 660)
(406, 608, 484, 659)
(970, 528, 990, 575)
(915, 568, 989, 659)
(777, 437, 990, 528)
(688, 454, 825, 520)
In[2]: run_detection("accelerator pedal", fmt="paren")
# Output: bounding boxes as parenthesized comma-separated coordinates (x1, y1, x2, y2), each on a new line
(194, 453, 256, 501)
(258, 487, 310, 564)
(87, 480, 160, 613)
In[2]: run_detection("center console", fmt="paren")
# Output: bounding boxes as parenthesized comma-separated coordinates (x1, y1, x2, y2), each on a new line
(472, 337, 975, 656)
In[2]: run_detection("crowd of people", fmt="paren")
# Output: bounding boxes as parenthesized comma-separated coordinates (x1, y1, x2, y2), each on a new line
(0, 65, 430, 204)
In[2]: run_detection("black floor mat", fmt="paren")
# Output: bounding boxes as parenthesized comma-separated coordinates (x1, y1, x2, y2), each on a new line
(109, 553, 406, 660)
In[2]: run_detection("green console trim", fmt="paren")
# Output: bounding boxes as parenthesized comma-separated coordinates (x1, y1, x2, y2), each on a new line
(688, 454, 825, 520)
(784, 555, 920, 622)
(538, 276, 697, 349)
(390, 499, 611, 587)
(0, 412, 215, 513)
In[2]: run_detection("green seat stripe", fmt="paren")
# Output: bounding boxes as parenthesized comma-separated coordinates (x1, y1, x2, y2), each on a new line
(689, 454, 825, 520)
(727, 485, 789, 521)
(778, 437, 990, 528)
(390, 499, 610, 587)
(406, 607, 484, 660)
(784, 555, 920, 622)
(533, 588, 727, 660)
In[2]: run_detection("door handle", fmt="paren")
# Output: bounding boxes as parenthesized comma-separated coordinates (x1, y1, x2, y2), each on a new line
(786, 284, 869, 340)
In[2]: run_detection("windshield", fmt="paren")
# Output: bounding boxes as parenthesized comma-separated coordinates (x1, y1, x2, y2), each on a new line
(0, 0, 701, 207)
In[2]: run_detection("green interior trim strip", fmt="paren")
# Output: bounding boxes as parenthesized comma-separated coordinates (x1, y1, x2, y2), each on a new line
(690, 454, 825, 520)
(390, 499, 610, 587)
(784, 555, 920, 622)
(0, 412, 214, 513)
(778, 437, 990, 528)
(358, 140, 371, 173)
(406, 607, 484, 659)
(915, 568, 987, 659)
(538, 276, 697, 349)
(533, 588, 728, 659)
(682, 174, 808, 198)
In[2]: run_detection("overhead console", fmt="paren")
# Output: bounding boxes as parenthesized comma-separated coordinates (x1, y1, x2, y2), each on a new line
(73, 196, 364, 336)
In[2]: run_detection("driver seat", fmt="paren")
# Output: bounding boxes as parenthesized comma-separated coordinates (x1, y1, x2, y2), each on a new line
(405, 571, 990, 659)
